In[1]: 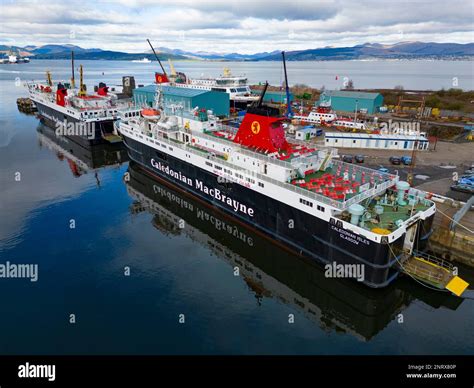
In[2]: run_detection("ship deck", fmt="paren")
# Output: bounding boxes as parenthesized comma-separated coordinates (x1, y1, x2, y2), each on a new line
(206, 129, 319, 161)
(362, 202, 429, 232)
(290, 162, 391, 202)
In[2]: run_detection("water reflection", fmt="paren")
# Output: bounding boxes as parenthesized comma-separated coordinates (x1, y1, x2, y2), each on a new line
(37, 124, 129, 181)
(125, 162, 463, 341)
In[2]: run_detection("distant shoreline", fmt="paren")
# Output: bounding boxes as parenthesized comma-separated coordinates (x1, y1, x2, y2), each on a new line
(6, 57, 473, 63)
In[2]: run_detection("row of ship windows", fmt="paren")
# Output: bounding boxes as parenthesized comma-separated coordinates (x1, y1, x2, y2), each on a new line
(81, 110, 117, 116)
(152, 139, 173, 151)
(124, 111, 140, 118)
(299, 198, 325, 212)
(312, 113, 333, 118)
(204, 161, 264, 187)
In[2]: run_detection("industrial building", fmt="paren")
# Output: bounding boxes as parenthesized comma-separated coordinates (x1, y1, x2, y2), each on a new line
(252, 90, 293, 105)
(324, 132, 429, 151)
(319, 90, 384, 114)
(133, 84, 230, 117)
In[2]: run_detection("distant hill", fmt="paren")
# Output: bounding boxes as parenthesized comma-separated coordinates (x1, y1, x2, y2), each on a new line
(154, 46, 280, 60)
(1, 42, 473, 61)
(0, 44, 187, 60)
(33, 50, 186, 61)
(256, 42, 474, 61)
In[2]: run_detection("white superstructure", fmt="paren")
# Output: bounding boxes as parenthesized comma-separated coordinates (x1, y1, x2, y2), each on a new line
(173, 68, 259, 103)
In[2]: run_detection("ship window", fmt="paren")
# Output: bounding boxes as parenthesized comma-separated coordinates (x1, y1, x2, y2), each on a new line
(317, 205, 325, 212)
(169, 147, 173, 151)
(258, 182, 264, 188)
(215, 165, 222, 170)
(299, 198, 313, 207)
(205, 161, 213, 167)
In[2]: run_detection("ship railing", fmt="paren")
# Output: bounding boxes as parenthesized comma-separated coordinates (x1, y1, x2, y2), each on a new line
(343, 179, 397, 208)
(120, 123, 345, 209)
(193, 130, 295, 169)
(412, 250, 454, 272)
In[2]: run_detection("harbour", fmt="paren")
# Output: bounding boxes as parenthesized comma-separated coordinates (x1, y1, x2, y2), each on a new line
(1, 56, 473, 357)
(2, 0, 474, 382)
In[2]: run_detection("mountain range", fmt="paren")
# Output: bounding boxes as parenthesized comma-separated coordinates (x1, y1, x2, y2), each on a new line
(1, 42, 473, 61)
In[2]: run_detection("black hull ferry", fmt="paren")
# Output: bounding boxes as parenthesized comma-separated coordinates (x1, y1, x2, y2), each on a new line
(27, 65, 130, 147)
(117, 87, 436, 288)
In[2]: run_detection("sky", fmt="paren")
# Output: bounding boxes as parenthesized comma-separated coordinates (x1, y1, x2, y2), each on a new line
(0, 0, 473, 54)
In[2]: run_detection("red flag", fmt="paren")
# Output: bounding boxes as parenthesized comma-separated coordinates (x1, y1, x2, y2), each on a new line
(155, 72, 169, 84)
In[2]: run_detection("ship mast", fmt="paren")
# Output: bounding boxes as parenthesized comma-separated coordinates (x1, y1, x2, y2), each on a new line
(78, 65, 86, 97)
(71, 51, 75, 88)
(46, 71, 53, 87)
(282, 51, 293, 118)
(147, 38, 167, 77)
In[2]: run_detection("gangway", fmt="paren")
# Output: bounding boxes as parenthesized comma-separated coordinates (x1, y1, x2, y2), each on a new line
(399, 251, 469, 297)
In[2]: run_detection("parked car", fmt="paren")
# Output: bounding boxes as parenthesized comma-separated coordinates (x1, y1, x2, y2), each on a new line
(451, 184, 474, 194)
(459, 175, 474, 185)
(389, 156, 401, 165)
(342, 155, 354, 163)
(465, 168, 474, 175)
(401, 156, 412, 165)
(378, 166, 389, 173)
(354, 154, 365, 163)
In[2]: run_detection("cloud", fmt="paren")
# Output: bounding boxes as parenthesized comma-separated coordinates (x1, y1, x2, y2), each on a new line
(1, 0, 472, 54)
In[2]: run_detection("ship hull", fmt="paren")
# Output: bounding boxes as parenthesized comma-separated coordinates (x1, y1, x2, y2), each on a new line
(35, 102, 116, 147)
(122, 134, 433, 288)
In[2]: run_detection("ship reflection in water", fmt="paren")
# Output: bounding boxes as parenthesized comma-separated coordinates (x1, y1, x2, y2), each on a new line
(36, 124, 129, 182)
(125, 162, 463, 341)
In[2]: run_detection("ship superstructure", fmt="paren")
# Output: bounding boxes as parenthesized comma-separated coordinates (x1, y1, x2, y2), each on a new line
(172, 68, 259, 105)
(116, 83, 436, 288)
(26, 64, 131, 146)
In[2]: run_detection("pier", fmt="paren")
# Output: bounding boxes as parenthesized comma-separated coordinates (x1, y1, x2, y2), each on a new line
(423, 189, 474, 268)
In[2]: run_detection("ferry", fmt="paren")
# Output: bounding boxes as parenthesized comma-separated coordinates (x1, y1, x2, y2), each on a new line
(332, 118, 367, 130)
(132, 57, 151, 63)
(293, 103, 338, 125)
(173, 67, 259, 106)
(26, 65, 131, 147)
(116, 79, 436, 288)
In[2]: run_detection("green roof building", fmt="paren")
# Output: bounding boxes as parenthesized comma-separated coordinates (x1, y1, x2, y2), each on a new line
(319, 90, 383, 114)
(133, 84, 230, 117)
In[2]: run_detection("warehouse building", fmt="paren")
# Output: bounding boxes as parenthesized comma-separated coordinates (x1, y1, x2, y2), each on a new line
(319, 91, 383, 114)
(133, 85, 230, 117)
(324, 132, 429, 151)
(251, 90, 293, 104)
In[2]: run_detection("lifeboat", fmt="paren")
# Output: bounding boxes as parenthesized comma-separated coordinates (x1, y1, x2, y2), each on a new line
(141, 108, 161, 120)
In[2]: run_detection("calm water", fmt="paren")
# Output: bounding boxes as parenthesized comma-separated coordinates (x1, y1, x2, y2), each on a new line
(0, 60, 474, 355)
